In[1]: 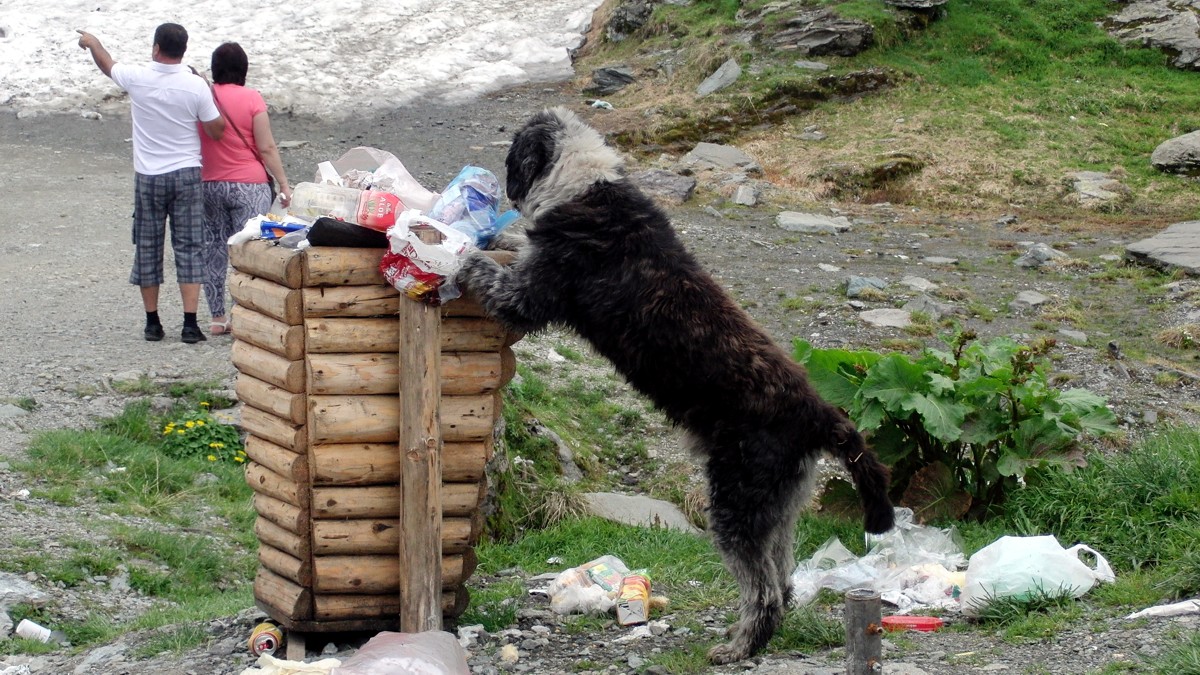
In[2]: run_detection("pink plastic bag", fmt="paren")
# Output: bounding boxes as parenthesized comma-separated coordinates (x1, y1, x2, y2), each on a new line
(331, 631, 469, 675)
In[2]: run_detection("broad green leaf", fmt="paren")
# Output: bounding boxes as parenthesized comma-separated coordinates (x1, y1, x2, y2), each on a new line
(861, 355, 930, 409)
(1012, 416, 1074, 459)
(926, 373, 956, 396)
(854, 396, 887, 432)
(959, 414, 1006, 447)
(866, 422, 913, 466)
(955, 375, 1007, 399)
(906, 393, 968, 442)
(1058, 388, 1111, 415)
(792, 339, 814, 364)
(1077, 407, 1118, 436)
(996, 451, 1026, 477)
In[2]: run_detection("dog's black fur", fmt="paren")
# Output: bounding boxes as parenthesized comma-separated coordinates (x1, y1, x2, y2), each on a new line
(458, 107, 894, 664)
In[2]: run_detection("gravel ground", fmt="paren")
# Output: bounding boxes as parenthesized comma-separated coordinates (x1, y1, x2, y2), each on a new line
(1, 82, 1198, 674)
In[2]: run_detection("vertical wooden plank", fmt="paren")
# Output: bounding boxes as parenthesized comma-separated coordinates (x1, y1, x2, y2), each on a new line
(398, 292, 443, 632)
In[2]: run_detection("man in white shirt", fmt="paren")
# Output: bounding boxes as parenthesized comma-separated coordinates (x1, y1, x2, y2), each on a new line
(78, 24, 226, 343)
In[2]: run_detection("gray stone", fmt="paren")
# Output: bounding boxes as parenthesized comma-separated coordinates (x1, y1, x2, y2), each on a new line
(587, 65, 637, 95)
(798, 131, 827, 141)
(776, 211, 852, 234)
(1152, 130, 1200, 175)
(581, 492, 702, 534)
(903, 294, 958, 320)
(922, 256, 958, 265)
(1106, 1, 1200, 71)
(606, 0, 655, 42)
(629, 169, 696, 205)
(1015, 242, 1068, 268)
(818, 263, 842, 273)
(681, 142, 761, 173)
(1010, 290, 1051, 311)
(1059, 329, 1088, 345)
(1064, 170, 1130, 208)
(899, 275, 938, 292)
(767, 8, 874, 57)
(733, 185, 757, 206)
(793, 60, 830, 71)
(276, 140, 309, 150)
(0, 572, 50, 612)
(696, 58, 742, 97)
(0, 404, 27, 420)
(885, 0, 948, 7)
(73, 643, 128, 675)
(859, 308, 912, 328)
(846, 276, 887, 298)
(1125, 220, 1200, 274)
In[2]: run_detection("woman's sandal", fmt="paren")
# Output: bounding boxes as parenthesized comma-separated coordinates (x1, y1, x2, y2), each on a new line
(210, 319, 233, 336)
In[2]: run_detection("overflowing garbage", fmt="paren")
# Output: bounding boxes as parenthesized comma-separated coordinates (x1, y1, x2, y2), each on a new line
(228, 147, 518, 305)
(790, 508, 1117, 619)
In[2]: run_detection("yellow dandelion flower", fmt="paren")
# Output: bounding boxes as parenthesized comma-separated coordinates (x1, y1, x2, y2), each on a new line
(196, 420, 205, 427)
(234, 456, 245, 463)
(207, 454, 217, 461)
(213, 442, 225, 449)
(200, 401, 210, 407)
(176, 429, 185, 435)
(185, 421, 196, 429)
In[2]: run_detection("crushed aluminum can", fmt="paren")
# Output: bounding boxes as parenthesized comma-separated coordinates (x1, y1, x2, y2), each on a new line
(249, 622, 283, 656)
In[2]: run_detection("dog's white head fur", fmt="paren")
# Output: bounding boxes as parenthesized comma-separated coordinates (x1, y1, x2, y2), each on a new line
(505, 106, 624, 222)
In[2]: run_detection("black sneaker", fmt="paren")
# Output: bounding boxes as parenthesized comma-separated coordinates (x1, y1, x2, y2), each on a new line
(181, 325, 207, 344)
(144, 324, 165, 342)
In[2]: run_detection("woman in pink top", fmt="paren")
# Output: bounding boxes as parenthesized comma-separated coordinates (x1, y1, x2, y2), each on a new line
(200, 42, 292, 335)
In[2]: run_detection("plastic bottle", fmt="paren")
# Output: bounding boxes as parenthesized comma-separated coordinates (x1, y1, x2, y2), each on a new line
(288, 182, 363, 222)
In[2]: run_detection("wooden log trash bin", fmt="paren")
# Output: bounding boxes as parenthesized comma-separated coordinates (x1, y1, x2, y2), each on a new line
(229, 240, 518, 634)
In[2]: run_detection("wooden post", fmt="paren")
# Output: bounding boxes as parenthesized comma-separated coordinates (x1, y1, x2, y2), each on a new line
(397, 227, 444, 632)
(845, 588, 883, 674)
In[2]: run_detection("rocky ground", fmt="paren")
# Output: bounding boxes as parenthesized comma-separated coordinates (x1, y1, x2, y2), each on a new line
(1, 81, 1198, 674)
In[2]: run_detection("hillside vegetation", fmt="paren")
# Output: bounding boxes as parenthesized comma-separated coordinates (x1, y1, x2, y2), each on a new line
(573, 0, 1200, 224)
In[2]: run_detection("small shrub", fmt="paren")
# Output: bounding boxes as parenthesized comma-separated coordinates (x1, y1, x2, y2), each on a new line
(794, 331, 1117, 520)
(160, 402, 244, 464)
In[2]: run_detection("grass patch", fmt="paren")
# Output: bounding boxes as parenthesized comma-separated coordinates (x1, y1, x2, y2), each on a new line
(1146, 629, 1200, 674)
(1, 383, 255, 654)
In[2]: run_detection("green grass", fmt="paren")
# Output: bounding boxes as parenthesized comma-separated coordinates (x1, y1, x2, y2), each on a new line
(1146, 629, 1200, 674)
(0, 386, 255, 655)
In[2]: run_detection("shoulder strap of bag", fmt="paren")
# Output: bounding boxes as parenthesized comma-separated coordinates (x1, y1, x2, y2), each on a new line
(211, 87, 271, 176)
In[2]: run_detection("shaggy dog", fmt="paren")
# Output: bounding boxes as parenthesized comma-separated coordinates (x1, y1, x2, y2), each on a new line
(457, 107, 895, 664)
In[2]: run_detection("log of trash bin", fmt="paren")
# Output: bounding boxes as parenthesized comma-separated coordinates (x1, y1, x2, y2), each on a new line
(231, 240, 518, 633)
(232, 341, 306, 394)
(312, 550, 475, 593)
(311, 516, 478, 555)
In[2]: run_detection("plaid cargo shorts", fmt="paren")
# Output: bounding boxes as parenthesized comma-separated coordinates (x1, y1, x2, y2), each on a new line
(130, 167, 205, 287)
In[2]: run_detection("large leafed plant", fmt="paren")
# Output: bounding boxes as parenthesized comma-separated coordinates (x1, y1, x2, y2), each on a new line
(793, 331, 1118, 521)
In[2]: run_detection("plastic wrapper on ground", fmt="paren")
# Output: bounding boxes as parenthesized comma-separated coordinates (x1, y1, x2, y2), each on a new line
(237, 653, 340, 675)
(330, 631, 469, 675)
(546, 555, 630, 615)
(790, 507, 966, 612)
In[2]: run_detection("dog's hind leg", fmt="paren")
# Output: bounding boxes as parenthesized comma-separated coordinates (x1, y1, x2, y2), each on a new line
(704, 449, 804, 664)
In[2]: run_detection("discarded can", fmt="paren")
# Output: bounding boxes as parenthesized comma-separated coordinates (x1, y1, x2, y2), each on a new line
(249, 622, 283, 656)
(15, 619, 52, 642)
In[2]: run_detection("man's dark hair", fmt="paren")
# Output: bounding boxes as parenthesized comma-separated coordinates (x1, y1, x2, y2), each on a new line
(211, 42, 249, 86)
(153, 23, 188, 60)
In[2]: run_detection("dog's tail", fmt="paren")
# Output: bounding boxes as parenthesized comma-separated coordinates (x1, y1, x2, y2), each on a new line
(830, 417, 895, 534)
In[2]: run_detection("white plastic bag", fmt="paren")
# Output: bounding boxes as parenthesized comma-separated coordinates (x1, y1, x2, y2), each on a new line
(317, 147, 439, 213)
(330, 631, 468, 675)
(959, 535, 1115, 616)
(546, 555, 629, 615)
(380, 211, 474, 305)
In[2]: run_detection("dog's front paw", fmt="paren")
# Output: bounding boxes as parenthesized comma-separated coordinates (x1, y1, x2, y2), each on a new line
(707, 641, 751, 665)
(456, 250, 494, 287)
